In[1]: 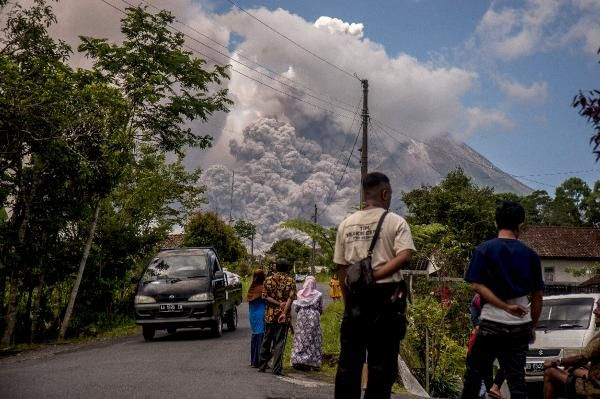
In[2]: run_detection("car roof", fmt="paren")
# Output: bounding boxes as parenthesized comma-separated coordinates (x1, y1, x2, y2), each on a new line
(543, 293, 600, 300)
(155, 248, 213, 257)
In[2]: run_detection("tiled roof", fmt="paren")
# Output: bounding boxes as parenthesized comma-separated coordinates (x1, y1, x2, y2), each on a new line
(160, 234, 184, 249)
(520, 226, 600, 259)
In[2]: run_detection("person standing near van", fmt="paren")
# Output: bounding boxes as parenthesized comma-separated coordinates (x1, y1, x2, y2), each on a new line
(333, 172, 416, 399)
(461, 201, 544, 399)
(258, 259, 296, 376)
(248, 269, 266, 368)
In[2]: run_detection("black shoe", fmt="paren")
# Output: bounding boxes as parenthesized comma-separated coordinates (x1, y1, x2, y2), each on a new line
(258, 367, 266, 373)
(273, 370, 284, 376)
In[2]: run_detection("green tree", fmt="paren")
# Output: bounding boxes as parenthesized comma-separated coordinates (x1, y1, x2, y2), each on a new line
(59, 4, 232, 339)
(572, 47, 600, 161)
(234, 219, 256, 258)
(279, 219, 337, 270)
(521, 190, 552, 225)
(267, 238, 311, 265)
(548, 177, 591, 226)
(585, 181, 600, 227)
(402, 168, 497, 255)
(183, 212, 245, 263)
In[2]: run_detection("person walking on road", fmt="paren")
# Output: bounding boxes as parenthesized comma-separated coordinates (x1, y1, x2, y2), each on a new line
(291, 275, 323, 371)
(461, 201, 544, 399)
(258, 259, 296, 376)
(329, 275, 342, 302)
(333, 172, 416, 399)
(248, 269, 266, 368)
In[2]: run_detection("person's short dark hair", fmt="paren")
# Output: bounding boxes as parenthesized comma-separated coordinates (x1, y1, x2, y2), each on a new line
(495, 201, 525, 231)
(275, 258, 292, 273)
(362, 172, 390, 196)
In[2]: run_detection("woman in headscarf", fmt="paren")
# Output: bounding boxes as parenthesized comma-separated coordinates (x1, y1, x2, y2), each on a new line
(291, 275, 323, 370)
(247, 269, 266, 367)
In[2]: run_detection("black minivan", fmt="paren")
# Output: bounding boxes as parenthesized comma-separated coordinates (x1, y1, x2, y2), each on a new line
(134, 247, 242, 341)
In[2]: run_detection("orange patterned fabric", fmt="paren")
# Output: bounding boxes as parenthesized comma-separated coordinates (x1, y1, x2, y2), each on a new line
(262, 272, 297, 323)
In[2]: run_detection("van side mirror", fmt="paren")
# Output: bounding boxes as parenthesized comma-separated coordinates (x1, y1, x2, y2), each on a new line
(213, 271, 225, 287)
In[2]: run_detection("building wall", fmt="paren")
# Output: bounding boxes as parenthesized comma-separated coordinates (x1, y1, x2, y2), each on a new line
(541, 258, 597, 284)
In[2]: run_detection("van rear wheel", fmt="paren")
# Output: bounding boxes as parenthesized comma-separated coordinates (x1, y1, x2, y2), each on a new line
(226, 307, 238, 331)
(142, 326, 155, 341)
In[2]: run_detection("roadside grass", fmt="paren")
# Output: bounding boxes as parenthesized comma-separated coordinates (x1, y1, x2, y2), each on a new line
(282, 301, 407, 394)
(0, 318, 140, 357)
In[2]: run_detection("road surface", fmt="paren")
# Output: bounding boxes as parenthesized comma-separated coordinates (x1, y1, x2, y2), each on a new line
(0, 283, 416, 399)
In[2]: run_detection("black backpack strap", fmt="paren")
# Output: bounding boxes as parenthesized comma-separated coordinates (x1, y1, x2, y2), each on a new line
(367, 210, 388, 257)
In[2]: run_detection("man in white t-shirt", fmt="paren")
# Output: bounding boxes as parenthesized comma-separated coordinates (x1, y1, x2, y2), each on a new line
(333, 172, 416, 399)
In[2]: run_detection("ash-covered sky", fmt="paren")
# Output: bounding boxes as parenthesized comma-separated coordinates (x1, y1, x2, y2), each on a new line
(11, 0, 599, 250)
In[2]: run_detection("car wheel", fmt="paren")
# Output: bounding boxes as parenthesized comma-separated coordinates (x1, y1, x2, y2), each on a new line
(167, 328, 176, 334)
(142, 326, 155, 341)
(227, 307, 238, 331)
(212, 311, 223, 337)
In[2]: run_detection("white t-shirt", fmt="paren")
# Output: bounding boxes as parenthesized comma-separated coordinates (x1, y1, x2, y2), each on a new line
(333, 208, 416, 283)
(480, 296, 532, 325)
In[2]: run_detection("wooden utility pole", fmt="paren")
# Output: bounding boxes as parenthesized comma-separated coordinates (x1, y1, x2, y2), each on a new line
(311, 204, 317, 274)
(360, 79, 369, 208)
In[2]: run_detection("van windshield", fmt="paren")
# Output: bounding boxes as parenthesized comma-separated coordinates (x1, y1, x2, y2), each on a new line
(536, 297, 595, 330)
(143, 255, 209, 281)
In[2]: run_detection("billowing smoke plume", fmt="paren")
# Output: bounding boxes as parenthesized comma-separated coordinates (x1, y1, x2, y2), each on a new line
(201, 118, 358, 252)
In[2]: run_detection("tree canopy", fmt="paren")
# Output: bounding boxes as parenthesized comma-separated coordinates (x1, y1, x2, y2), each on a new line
(183, 212, 246, 263)
(572, 47, 600, 161)
(267, 238, 311, 265)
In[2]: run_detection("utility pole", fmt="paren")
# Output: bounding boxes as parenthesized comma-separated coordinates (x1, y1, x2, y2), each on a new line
(360, 79, 369, 209)
(229, 169, 235, 223)
(311, 204, 317, 275)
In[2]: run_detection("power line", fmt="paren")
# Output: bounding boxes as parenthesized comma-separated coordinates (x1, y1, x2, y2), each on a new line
(224, 0, 360, 82)
(140, 0, 358, 112)
(116, 0, 358, 118)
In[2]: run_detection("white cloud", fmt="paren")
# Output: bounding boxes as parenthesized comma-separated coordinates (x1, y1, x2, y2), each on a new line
(498, 79, 548, 104)
(464, 108, 513, 136)
(314, 16, 364, 38)
(474, 0, 600, 59)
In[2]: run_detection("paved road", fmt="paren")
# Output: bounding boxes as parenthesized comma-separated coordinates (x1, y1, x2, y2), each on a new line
(0, 283, 414, 399)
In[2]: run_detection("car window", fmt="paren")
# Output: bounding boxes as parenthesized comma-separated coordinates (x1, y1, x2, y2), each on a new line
(537, 297, 595, 330)
(144, 254, 208, 280)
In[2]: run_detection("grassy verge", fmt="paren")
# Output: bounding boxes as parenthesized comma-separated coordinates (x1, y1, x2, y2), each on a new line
(282, 301, 406, 394)
(0, 319, 140, 358)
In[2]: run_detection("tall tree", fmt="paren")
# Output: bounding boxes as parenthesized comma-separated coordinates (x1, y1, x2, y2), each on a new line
(267, 238, 311, 265)
(402, 168, 497, 255)
(58, 4, 232, 339)
(548, 177, 591, 227)
(183, 212, 245, 263)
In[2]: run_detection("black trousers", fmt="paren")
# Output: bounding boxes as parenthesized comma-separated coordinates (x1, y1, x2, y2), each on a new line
(335, 283, 407, 399)
(461, 320, 530, 399)
(250, 333, 264, 367)
(258, 323, 289, 374)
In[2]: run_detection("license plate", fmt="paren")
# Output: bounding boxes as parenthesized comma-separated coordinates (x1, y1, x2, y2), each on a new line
(525, 362, 544, 373)
(159, 304, 183, 312)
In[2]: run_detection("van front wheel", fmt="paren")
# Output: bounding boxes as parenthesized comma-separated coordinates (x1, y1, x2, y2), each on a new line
(212, 312, 223, 337)
(142, 326, 155, 341)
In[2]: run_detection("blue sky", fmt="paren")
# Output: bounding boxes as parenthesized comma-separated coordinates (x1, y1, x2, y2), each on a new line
(205, 0, 600, 192)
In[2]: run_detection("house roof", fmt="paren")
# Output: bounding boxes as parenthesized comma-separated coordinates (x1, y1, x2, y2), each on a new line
(160, 234, 184, 249)
(519, 226, 600, 259)
(580, 274, 600, 287)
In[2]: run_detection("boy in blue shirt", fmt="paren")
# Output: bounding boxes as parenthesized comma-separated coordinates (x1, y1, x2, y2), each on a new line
(461, 201, 544, 399)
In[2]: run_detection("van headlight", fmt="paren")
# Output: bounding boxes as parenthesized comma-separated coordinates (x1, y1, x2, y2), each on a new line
(188, 293, 214, 302)
(563, 348, 582, 358)
(135, 295, 156, 304)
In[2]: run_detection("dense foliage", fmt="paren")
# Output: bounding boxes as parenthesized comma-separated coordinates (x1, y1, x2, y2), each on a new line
(266, 238, 311, 265)
(183, 212, 246, 263)
(0, 1, 230, 345)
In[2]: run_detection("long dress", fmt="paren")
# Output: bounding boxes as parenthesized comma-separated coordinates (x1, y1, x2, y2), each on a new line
(291, 294, 323, 368)
(249, 298, 266, 367)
